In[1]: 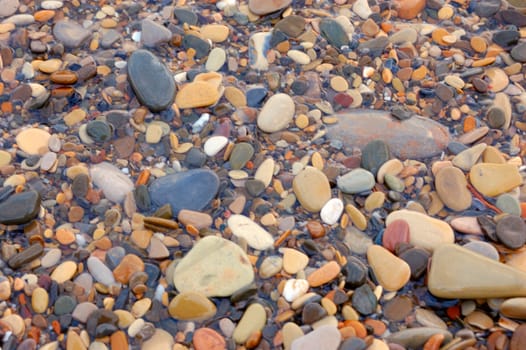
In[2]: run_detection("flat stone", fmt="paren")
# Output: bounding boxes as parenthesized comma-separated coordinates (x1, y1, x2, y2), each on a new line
(353, 0, 372, 19)
(326, 110, 450, 159)
(399, 247, 430, 280)
(511, 41, 526, 62)
(16, 128, 50, 155)
(367, 245, 410, 291)
(450, 216, 483, 235)
(86, 120, 112, 143)
(228, 214, 274, 250)
(32, 287, 48, 314)
(382, 219, 410, 252)
(141, 329, 174, 350)
(500, 298, 526, 319)
(182, 34, 210, 58)
(351, 284, 377, 315)
(361, 140, 391, 176)
(291, 325, 341, 350)
(174, 8, 197, 25)
(389, 28, 418, 45)
(395, 0, 426, 19)
(204, 136, 228, 157)
(248, 0, 291, 15)
(175, 81, 219, 109)
(469, 163, 522, 197)
(113, 254, 144, 284)
(257, 93, 295, 133)
(254, 158, 275, 187)
(287, 50, 311, 65)
(173, 236, 254, 297)
(50, 260, 77, 283)
(72, 302, 97, 323)
(496, 194, 522, 216)
(229, 142, 254, 170)
(128, 49, 175, 112)
(149, 169, 219, 215)
(233, 303, 266, 344)
(87, 257, 117, 286)
(53, 20, 91, 48)
(428, 244, 526, 298)
(259, 256, 283, 279)
(0, 190, 40, 225)
(386, 328, 452, 348)
(463, 241, 499, 261)
(319, 18, 349, 49)
(274, 15, 305, 37)
(141, 18, 172, 47)
(435, 166, 472, 211)
(337, 168, 375, 194)
(193, 328, 226, 350)
(307, 261, 341, 287)
(200, 24, 229, 43)
(90, 162, 134, 203)
(386, 210, 454, 251)
(293, 167, 331, 212)
(282, 248, 309, 275)
(452, 143, 487, 171)
(249, 32, 271, 71)
(496, 215, 526, 249)
(168, 291, 216, 321)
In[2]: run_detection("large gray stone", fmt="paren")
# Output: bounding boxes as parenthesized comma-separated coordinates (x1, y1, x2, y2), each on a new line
(0, 190, 40, 225)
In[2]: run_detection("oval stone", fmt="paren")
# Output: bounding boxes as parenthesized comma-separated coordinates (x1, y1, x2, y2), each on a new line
(232, 303, 267, 344)
(16, 128, 50, 155)
(168, 291, 216, 321)
(367, 245, 410, 291)
(293, 167, 331, 213)
(228, 214, 274, 250)
(435, 166, 472, 211)
(0, 190, 41, 225)
(127, 49, 176, 112)
(257, 93, 295, 133)
(337, 168, 375, 194)
(469, 163, 522, 197)
(90, 162, 134, 203)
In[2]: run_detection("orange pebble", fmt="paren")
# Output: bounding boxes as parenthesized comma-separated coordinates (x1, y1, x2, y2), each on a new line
(521, 202, 526, 218)
(34, 10, 55, 22)
(193, 328, 226, 350)
(136, 169, 150, 186)
(423, 333, 445, 350)
(364, 319, 387, 336)
(463, 115, 477, 132)
(1, 101, 12, 113)
(339, 326, 356, 339)
(56, 228, 76, 245)
(343, 320, 367, 338)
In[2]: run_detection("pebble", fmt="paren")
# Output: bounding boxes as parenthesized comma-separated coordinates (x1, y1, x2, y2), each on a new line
(367, 245, 410, 291)
(351, 284, 377, 315)
(0, 190, 41, 225)
(50, 260, 77, 283)
(168, 291, 216, 321)
(90, 162, 134, 203)
(200, 24, 229, 43)
(293, 167, 331, 213)
(248, 0, 291, 15)
(193, 328, 226, 350)
(282, 248, 309, 275)
(141, 18, 172, 47)
(229, 142, 254, 170)
(259, 256, 282, 279)
(206, 47, 226, 72)
(233, 303, 266, 344)
(16, 128, 50, 155)
(496, 215, 526, 249)
(291, 325, 341, 350)
(319, 18, 349, 49)
(149, 169, 219, 215)
(386, 210, 454, 251)
(435, 166, 472, 211)
(320, 198, 343, 225)
(496, 194, 522, 216)
(463, 241, 499, 261)
(337, 168, 375, 194)
(175, 81, 219, 109)
(173, 236, 254, 297)
(127, 49, 176, 112)
(500, 298, 526, 319)
(257, 93, 295, 133)
(307, 261, 341, 287)
(87, 257, 116, 286)
(228, 214, 274, 250)
(287, 50, 311, 65)
(469, 163, 522, 197)
(53, 20, 91, 48)
(382, 219, 410, 252)
(282, 279, 309, 302)
(31, 287, 48, 313)
(386, 328, 452, 348)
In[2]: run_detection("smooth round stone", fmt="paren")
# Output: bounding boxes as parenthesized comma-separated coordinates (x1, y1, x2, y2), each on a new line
(337, 168, 375, 194)
(384, 296, 413, 321)
(319, 18, 349, 49)
(141, 329, 174, 350)
(452, 143, 487, 171)
(50, 260, 77, 283)
(87, 257, 116, 286)
(54, 295, 77, 315)
(394, 0, 426, 19)
(386, 210, 454, 251)
(500, 298, 526, 319)
(398, 247, 430, 280)
(259, 256, 282, 279)
(377, 158, 403, 183)
(113, 254, 144, 284)
(174, 8, 197, 25)
(282, 279, 309, 302)
(182, 34, 211, 59)
(511, 41, 526, 62)
(257, 93, 295, 133)
(435, 166, 472, 211)
(283, 322, 304, 350)
(307, 261, 341, 287)
(145, 123, 162, 144)
(291, 325, 341, 350)
(342, 257, 367, 288)
(254, 158, 275, 187)
(274, 15, 305, 37)
(496, 194, 522, 216)
(496, 215, 526, 249)
(248, 0, 291, 15)
(206, 47, 226, 72)
(293, 167, 331, 213)
(463, 241, 499, 261)
(383, 219, 410, 252)
(486, 68, 509, 92)
(204, 136, 228, 157)
(200, 24, 229, 42)
(469, 163, 522, 197)
(16, 128, 50, 155)
(173, 236, 254, 297)
(302, 303, 327, 324)
(320, 198, 344, 225)
(0, 190, 40, 225)
(229, 142, 254, 170)
(193, 328, 226, 350)
(386, 328, 452, 348)
(415, 308, 447, 330)
(384, 174, 405, 192)
(32, 287, 49, 314)
(86, 120, 112, 143)
(41, 248, 62, 268)
(233, 303, 266, 344)
(175, 81, 219, 109)
(486, 106, 506, 129)
(149, 169, 219, 215)
(228, 214, 274, 250)
(282, 248, 309, 275)
(72, 302, 98, 323)
(450, 217, 483, 235)
(351, 284, 377, 315)
(288, 50, 311, 65)
(53, 20, 91, 48)
(224, 86, 246, 107)
(367, 245, 410, 291)
(90, 162, 133, 203)
(361, 140, 391, 176)
(128, 49, 175, 112)
(141, 18, 172, 47)
(330, 76, 348, 92)
(168, 291, 216, 321)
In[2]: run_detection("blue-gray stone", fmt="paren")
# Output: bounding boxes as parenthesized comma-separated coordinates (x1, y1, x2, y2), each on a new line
(319, 18, 348, 49)
(149, 169, 219, 215)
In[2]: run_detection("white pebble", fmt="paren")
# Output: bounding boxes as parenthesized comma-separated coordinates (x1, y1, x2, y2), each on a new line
(282, 279, 309, 302)
(192, 113, 210, 133)
(320, 198, 344, 225)
(204, 136, 228, 157)
(287, 50, 311, 65)
(41, 0, 63, 9)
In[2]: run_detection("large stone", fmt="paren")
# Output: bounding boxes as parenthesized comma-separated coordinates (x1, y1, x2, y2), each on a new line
(127, 49, 176, 112)
(248, 0, 292, 15)
(293, 167, 331, 212)
(435, 166, 472, 211)
(469, 163, 522, 197)
(326, 110, 450, 159)
(168, 291, 216, 321)
(428, 244, 526, 298)
(367, 245, 410, 291)
(141, 18, 172, 47)
(257, 93, 295, 133)
(15, 128, 50, 155)
(385, 210, 454, 251)
(291, 325, 341, 350)
(0, 190, 40, 225)
(173, 236, 254, 297)
(53, 20, 91, 48)
(228, 214, 274, 250)
(319, 18, 349, 49)
(90, 162, 134, 203)
(149, 169, 219, 215)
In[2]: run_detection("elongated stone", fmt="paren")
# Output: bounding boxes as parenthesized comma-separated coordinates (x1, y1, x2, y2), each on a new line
(428, 244, 526, 298)
(386, 328, 452, 348)
(385, 210, 454, 251)
(367, 245, 410, 291)
(8, 244, 43, 269)
(326, 110, 450, 159)
(233, 303, 266, 344)
(469, 163, 522, 197)
(500, 298, 526, 319)
(228, 214, 274, 250)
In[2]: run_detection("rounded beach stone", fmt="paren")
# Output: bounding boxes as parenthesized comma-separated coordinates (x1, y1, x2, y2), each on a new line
(200, 24, 229, 43)
(293, 166, 331, 212)
(282, 248, 309, 275)
(435, 166, 472, 211)
(175, 81, 219, 109)
(0, 190, 41, 225)
(386, 328, 452, 348)
(496, 194, 522, 216)
(127, 49, 176, 112)
(90, 162, 134, 203)
(386, 209, 454, 251)
(168, 291, 216, 321)
(228, 214, 274, 250)
(320, 198, 344, 225)
(319, 18, 349, 49)
(193, 328, 226, 350)
(254, 158, 275, 187)
(282, 279, 309, 302)
(361, 140, 391, 176)
(367, 245, 410, 291)
(500, 298, 526, 320)
(496, 215, 526, 249)
(16, 128, 50, 155)
(259, 256, 282, 278)
(248, 0, 292, 15)
(337, 168, 375, 194)
(291, 325, 341, 350)
(469, 163, 522, 197)
(173, 236, 254, 297)
(233, 303, 267, 344)
(394, 0, 425, 19)
(307, 261, 341, 287)
(257, 93, 295, 133)
(204, 136, 228, 157)
(229, 142, 254, 170)
(32, 287, 49, 313)
(50, 260, 77, 283)
(87, 256, 116, 286)
(383, 219, 410, 252)
(53, 20, 91, 48)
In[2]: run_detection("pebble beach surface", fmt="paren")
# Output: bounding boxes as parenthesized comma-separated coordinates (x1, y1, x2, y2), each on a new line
(0, 0, 526, 349)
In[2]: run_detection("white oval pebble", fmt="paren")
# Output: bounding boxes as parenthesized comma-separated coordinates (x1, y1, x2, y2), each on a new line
(3, 14, 35, 25)
(41, 0, 63, 9)
(228, 214, 274, 250)
(320, 198, 344, 225)
(287, 50, 311, 65)
(282, 279, 309, 302)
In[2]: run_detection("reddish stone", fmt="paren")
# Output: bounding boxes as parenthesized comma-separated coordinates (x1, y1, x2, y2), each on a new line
(395, 0, 426, 20)
(511, 324, 526, 350)
(334, 93, 353, 108)
(382, 219, 410, 252)
(307, 221, 326, 239)
(193, 328, 226, 350)
(113, 254, 145, 284)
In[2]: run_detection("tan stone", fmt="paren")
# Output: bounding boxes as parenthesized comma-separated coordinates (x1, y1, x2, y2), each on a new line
(175, 81, 220, 109)
(367, 245, 410, 291)
(307, 261, 341, 287)
(201, 24, 230, 42)
(282, 248, 309, 274)
(50, 260, 77, 283)
(293, 166, 331, 213)
(16, 128, 51, 155)
(435, 166, 472, 211)
(469, 163, 522, 197)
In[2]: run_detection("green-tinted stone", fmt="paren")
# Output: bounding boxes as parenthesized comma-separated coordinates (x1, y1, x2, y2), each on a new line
(496, 193, 522, 216)
(86, 120, 112, 143)
(319, 18, 348, 49)
(229, 142, 254, 170)
(384, 174, 405, 192)
(361, 140, 391, 176)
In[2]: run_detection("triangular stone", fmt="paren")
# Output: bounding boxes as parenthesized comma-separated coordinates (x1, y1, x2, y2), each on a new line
(428, 244, 526, 299)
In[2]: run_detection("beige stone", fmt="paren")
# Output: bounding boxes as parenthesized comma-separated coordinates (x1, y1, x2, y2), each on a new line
(469, 163, 522, 197)
(293, 166, 331, 213)
(367, 245, 410, 291)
